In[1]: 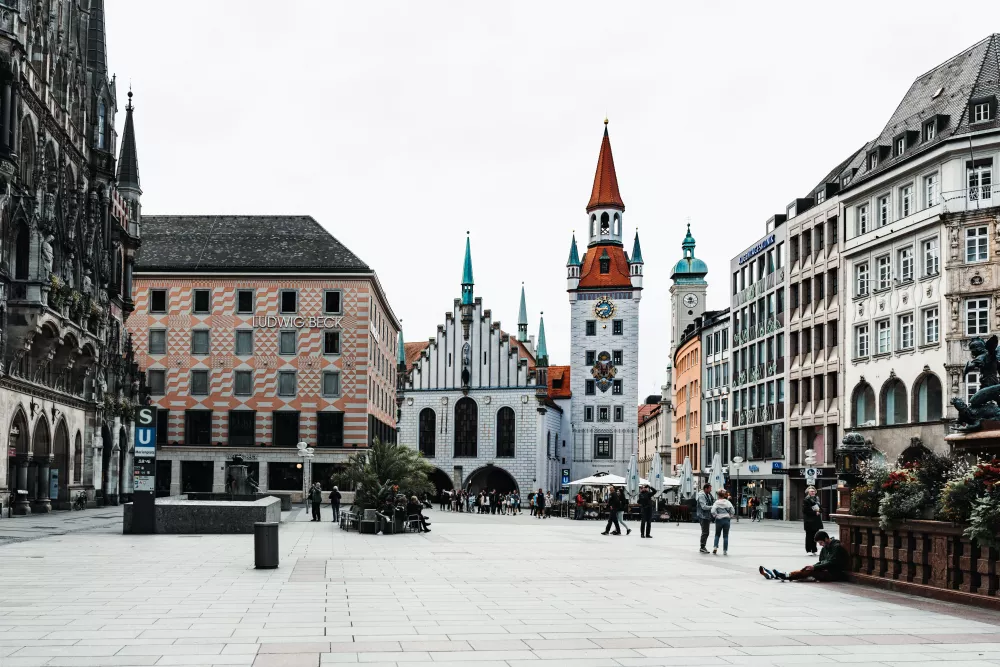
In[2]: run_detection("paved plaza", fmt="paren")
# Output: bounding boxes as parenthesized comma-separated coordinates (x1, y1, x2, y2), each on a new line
(2, 507, 1000, 667)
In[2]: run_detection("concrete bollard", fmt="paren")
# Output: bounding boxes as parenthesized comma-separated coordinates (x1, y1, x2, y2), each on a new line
(253, 521, 279, 569)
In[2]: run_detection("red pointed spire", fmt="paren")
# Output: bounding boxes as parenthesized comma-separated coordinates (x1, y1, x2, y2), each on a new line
(586, 121, 624, 212)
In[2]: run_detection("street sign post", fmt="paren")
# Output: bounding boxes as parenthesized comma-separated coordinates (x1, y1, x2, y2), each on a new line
(131, 406, 157, 534)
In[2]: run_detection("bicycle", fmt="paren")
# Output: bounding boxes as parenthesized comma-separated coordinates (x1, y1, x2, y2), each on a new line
(72, 491, 88, 511)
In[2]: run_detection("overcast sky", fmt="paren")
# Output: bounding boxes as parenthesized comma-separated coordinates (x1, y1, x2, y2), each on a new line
(107, 2, 1000, 398)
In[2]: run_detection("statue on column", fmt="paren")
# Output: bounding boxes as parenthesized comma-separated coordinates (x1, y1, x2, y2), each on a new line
(40, 234, 54, 277)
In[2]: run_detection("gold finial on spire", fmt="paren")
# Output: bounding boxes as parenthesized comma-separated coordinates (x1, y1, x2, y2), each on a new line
(604, 116, 609, 126)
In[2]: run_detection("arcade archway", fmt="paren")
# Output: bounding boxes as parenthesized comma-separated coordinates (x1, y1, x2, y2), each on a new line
(52, 419, 70, 505)
(427, 467, 454, 498)
(465, 465, 518, 495)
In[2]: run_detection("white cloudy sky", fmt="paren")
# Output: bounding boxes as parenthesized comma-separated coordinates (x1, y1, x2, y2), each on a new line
(107, 1, 999, 397)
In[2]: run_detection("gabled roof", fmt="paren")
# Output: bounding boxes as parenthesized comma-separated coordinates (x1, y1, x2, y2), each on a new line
(547, 365, 572, 399)
(577, 244, 633, 289)
(850, 34, 1000, 188)
(638, 403, 660, 426)
(506, 332, 536, 366)
(136, 216, 371, 273)
(586, 125, 625, 212)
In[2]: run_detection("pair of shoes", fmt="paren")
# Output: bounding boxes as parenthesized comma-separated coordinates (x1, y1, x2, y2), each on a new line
(611, 531, 621, 535)
(699, 547, 709, 554)
(772, 568, 789, 580)
(601, 531, 610, 535)
(626, 528, 632, 535)
(759, 566, 775, 579)
(712, 548, 718, 554)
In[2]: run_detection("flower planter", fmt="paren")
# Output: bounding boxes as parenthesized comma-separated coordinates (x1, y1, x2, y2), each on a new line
(834, 513, 1000, 610)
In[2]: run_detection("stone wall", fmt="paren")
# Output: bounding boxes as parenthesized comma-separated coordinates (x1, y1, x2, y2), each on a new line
(123, 496, 281, 534)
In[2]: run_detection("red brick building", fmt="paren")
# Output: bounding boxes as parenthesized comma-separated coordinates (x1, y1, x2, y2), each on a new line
(129, 216, 398, 498)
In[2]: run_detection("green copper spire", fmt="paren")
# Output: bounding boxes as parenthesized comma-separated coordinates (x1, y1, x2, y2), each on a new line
(517, 284, 528, 342)
(567, 233, 581, 266)
(536, 312, 549, 366)
(461, 232, 474, 306)
(631, 230, 644, 264)
(682, 223, 696, 256)
(396, 327, 405, 366)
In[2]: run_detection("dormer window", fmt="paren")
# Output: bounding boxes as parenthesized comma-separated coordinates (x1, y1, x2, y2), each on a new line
(895, 137, 905, 156)
(972, 100, 993, 123)
(924, 120, 936, 142)
(816, 189, 826, 204)
(599, 250, 610, 274)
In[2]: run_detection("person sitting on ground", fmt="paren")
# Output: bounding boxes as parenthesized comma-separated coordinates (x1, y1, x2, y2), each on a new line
(759, 530, 849, 581)
(407, 495, 431, 533)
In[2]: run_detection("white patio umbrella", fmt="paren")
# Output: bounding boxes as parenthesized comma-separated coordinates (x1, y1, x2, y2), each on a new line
(626, 452, 640, 501)
(709, 451, 726, 497)
(649, 449, 665, 494)
(680, 456, 695, 499)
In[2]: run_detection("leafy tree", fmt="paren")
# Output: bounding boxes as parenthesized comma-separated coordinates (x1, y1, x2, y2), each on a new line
(333, 438, 434, 510)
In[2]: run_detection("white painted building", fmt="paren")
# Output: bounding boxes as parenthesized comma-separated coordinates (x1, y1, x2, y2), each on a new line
(840, 35, 1000, 461)
(396, 240, 563, 496)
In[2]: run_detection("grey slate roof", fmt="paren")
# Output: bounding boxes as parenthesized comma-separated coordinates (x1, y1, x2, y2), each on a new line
(849, 34, 1000, 188)
(136, 216, 371, 273)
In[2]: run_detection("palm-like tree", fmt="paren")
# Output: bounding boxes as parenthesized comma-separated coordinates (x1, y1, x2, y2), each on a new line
(334, 438, 434, 510)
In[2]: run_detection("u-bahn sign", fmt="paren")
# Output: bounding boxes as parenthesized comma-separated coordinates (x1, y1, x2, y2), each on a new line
(130, 406, 157, 534)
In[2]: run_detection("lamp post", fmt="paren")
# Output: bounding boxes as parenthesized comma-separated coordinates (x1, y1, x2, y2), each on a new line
(296, 441, 315, 496)
(731, 456, 744, 522)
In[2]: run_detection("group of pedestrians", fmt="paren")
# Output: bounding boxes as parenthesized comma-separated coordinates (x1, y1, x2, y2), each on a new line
(695, 483, 735, 555)
(437, 488, 528, 514)
(308, 483, 341, 522)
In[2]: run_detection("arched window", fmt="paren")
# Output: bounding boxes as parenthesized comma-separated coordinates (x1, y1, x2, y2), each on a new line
(590, 214, 596, 237)
(614, 213, 620, 236)
(14, 221, 29, 279)
(851, 382, 876, 427)
(496, 407, 515, 458)
(97, 99, 106, 150)
(19, 117, 34, 188)
(880, 378, 907, 425)
(454, 397, 477, 457)
(600, 212, 610, 235)
(418, 408, 435, 457)
(73, 432, 83, 482)
(913, 373, 943, 422)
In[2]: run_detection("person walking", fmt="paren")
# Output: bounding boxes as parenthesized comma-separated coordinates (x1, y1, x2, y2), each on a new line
(601, 485, 622, 535)
(330, 486, 342, 523)
(803, 485, 824, 555)
(637, 483, 656, 538)
(615, 487, 632, 535)
(697, 483, 715, 553)
(575, 491, 585, 520)
(309, 483, 323, 521)
(535, 488, 546, 518)
(544, 491, 553, 518)
(711, 490, 735, 555)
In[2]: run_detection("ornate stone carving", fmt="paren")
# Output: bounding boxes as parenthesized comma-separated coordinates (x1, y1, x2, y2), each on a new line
(952, 335, 1000, 431)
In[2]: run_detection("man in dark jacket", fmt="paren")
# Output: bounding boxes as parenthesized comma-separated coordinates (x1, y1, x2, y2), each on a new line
(696, 484, 714, 553)
(330, 486, 342, 523)
(760, 531, 850, 581)
(637, 484, 656, 538)
(309, 483, 323, 521)
(601, 486, 622, 535)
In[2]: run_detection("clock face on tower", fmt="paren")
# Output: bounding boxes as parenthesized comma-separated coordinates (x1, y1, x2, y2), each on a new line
(594, 296, 616, 320)
(683, 293, 699, 309)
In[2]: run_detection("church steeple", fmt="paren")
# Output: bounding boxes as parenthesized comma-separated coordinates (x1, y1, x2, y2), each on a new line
(517, 284, 528, 342)
(461, 232, 474, 306)
(585, 121, 625, 247)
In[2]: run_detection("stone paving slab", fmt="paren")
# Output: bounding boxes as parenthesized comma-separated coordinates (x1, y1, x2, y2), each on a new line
(1, 505, 1000, 666)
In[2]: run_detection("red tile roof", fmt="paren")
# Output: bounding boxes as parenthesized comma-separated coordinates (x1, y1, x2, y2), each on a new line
(547, 365, 571, 399)
(578, 244, 633, 289)
(404, 341, 429, 370)
(505, 334, 536, 366)
(586, 127, 624, 212)
(638, 403, 661, 426)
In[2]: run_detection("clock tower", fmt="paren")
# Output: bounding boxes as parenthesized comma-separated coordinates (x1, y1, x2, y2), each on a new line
(669, 224, 709, 353)
(566, 122, 644, 479)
